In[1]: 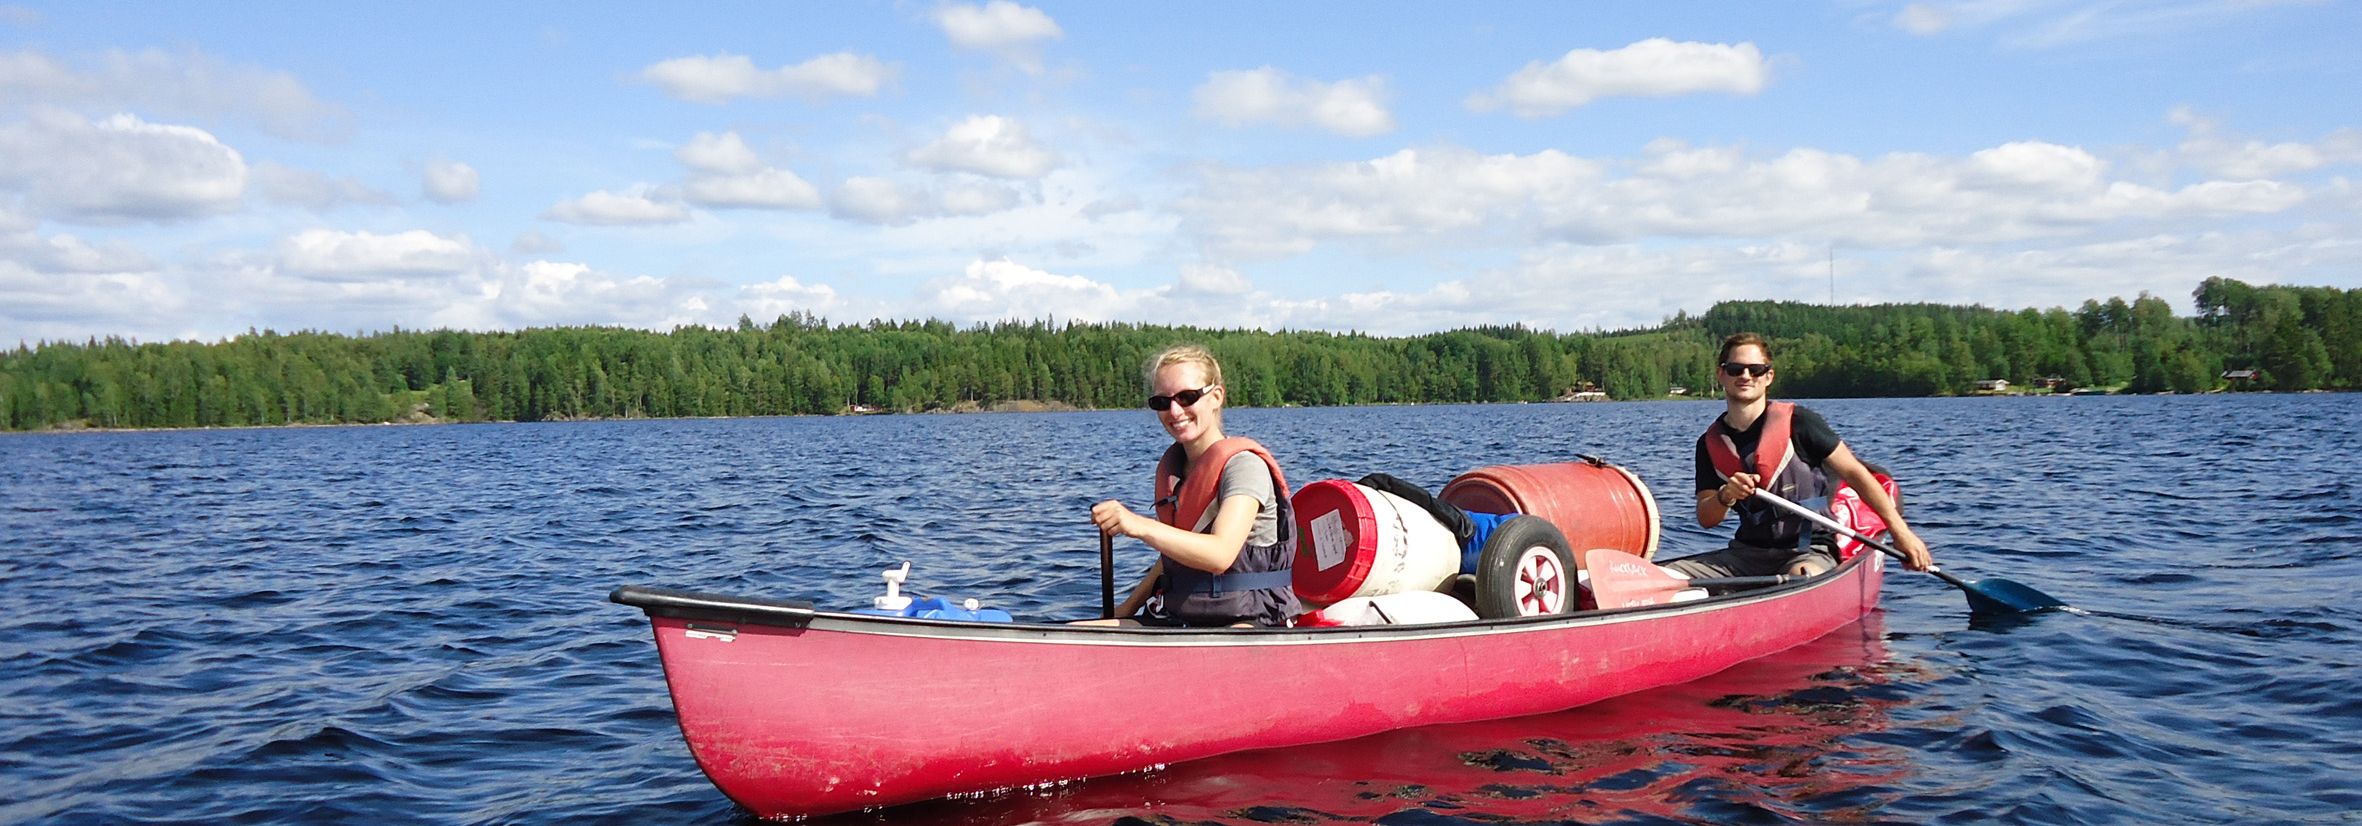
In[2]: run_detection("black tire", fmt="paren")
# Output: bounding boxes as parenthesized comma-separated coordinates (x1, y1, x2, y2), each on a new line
(1473, 515, 1578, 619)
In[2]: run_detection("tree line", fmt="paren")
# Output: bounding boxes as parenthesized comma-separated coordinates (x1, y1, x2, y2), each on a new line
(3, 278, 2354, 431)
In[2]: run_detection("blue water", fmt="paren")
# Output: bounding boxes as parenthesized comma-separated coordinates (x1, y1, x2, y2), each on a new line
(2, 395, 2357, 824)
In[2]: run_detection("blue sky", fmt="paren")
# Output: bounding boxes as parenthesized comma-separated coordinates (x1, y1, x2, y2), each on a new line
(3, 1, 2357, 345)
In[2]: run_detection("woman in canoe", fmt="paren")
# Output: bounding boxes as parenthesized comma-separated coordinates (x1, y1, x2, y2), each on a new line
(1089, 344, 1299, 627)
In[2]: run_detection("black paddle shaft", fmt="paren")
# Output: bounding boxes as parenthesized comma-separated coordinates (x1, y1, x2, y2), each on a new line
(1098, 530, 1115, 619)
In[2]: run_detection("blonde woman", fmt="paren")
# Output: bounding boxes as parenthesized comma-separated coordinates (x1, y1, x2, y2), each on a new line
(1090, 345, 1299, 627)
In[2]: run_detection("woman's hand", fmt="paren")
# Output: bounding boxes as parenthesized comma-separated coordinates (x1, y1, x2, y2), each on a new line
(1092, 499, 1145, 538)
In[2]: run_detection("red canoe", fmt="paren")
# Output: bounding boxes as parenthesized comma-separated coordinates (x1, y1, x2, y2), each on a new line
(610, 551, 1886, 819)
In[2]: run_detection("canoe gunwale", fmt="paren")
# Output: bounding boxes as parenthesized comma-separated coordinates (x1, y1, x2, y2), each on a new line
(611, 552, 1874, 647)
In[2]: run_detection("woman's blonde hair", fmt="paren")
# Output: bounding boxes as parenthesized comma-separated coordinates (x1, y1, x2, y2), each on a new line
(1143, 344, 1223, 392)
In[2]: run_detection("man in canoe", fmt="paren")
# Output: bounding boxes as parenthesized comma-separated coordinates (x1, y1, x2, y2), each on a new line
(1671, 332, 1934, 578)
(1088, 344, 1300, 627)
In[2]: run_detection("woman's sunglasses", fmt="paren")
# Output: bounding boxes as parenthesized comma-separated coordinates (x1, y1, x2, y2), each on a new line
(1720, 362, 1772, 378)
(1147, 385, 1216, 411)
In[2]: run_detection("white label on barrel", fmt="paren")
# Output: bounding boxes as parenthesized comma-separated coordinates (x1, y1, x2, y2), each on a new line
(1312, 511, 1348, 570)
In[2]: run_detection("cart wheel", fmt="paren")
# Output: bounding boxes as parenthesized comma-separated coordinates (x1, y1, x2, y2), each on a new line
(1474, 515, 1576, 618)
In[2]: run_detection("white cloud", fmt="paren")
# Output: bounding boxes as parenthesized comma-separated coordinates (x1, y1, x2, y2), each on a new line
(0, 111, 246, 223)
(674, 131, 822, 210)
(827, 176, 1021, 224)
(906, 115, 1060, 179)
(933, 1, 1063, 73)
(675, 131, 763, 174)
(2171, 108, 2359, 179)
(1181, 138, 2327, 262)
(423, 160, 479, 203)
(1468, 38, 1771, 117)
(638, 52, 895, 104)
(542, 187, 692, 225)
(1894, 3, 1955, 34)
(737, 274, 842, 321)
(0, 216, 153, 274)
(0, 48, 350, 141)
(683, 168, 822, 209)
(252, 162, 395, 210)
(1176, 263, 1251, 296)
(1964, 141, 2106, 191)
(1192, 68, 1395, 137)
(458, 260, 706, 330)
(0, 7, 42, 27)
(276, 229, 479, 282)
(917, 257, 1123, 322)
(0, 262, 180, 343)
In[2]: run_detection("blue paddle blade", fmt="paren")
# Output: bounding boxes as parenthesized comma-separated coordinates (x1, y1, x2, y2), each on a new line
(1962, 577, 2067, 615)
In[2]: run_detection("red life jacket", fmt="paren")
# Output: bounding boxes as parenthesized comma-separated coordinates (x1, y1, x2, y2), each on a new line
(1155, 437, 1292, 531)
(1148, 437, 1300, 627)
(1703, 401, 1828, 549)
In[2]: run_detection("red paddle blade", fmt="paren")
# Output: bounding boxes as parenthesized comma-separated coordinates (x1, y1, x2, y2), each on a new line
(1583, 549, 1701, 609)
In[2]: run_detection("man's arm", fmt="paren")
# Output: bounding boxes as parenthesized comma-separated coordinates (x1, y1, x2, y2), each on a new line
(1820, 443, 1932, 570)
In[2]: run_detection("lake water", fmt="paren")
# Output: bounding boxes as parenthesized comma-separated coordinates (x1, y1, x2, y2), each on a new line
(2, 394, 2356, 824)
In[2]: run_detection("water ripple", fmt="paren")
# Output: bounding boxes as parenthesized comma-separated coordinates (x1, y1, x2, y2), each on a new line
(0, 395, 2356, 823)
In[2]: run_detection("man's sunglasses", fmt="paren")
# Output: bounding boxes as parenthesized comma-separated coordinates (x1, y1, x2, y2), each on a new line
(1147, 385, 1216, 411)
(1720, 362, 1772, 378)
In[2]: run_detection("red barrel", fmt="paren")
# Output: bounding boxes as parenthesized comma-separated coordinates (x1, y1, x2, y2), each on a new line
(1440, 459, 1661, 561)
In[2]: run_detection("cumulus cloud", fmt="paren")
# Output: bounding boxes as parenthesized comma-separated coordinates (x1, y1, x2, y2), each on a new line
(933, 1, 1063, 72)
(1468, 39, 1770, 117)
(906, 115, 1059, 179)
(2170, 107, 2359, 179)
(0, 220, 153, 276)
(543, 187, 692, 225)
(0, 47, 351, 141)
(0, 111, 246, 223)
(736, 274, 842, 320)
(827, 175, 1022, 225)
(1181, 139, 2321, 261)
(1964, 141, 2106, 191)
(252, 162, 395, 210)
(454, 259, 708, 330)
(676, 131, 763, 174)
(917, 257, 1123, 322)
(675, 131, 821, 209)
(1176, 263, 1252, 296)
(638, 52, 895, 104)
(276, 229, 480, 282)
(1192, 68, 1395, 137)
(683, 169, 823, 209)
(423, 160, 479, 203)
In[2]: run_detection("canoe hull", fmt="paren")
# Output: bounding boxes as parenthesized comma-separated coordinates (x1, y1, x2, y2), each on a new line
(623, 552, 1883, 818)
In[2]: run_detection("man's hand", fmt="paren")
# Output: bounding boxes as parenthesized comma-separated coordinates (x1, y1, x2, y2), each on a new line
(1888, 525, 1934, 571)
(1716, 472, 1760, 505)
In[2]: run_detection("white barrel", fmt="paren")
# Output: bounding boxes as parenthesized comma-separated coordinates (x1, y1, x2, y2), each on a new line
(1290, 480, 1463, 607)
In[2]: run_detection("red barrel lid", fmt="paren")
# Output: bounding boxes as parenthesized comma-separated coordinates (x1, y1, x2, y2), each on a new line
(1290, 479, 1379, 605)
